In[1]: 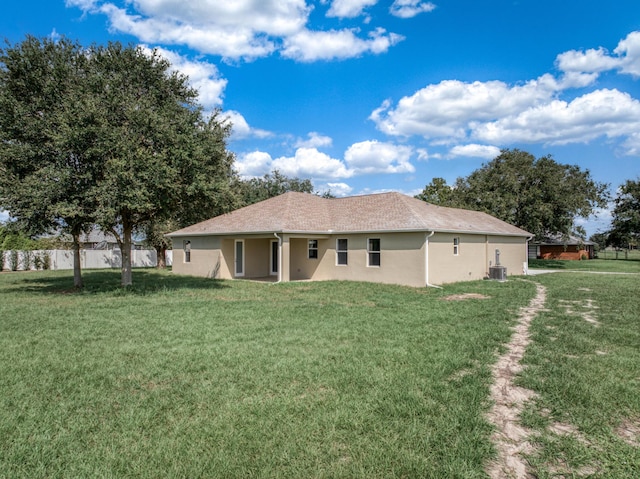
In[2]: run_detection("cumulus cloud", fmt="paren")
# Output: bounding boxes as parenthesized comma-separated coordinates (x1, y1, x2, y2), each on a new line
(295, 132, 333, 148)
(344, 140, 415, 174)
(473, 89, 640, 149)
(327, 0, 377, 18)
(556, 30, 640, 77)
(371, 76, 560, 139)
(235, 151, 274, 177)
(448, 144, 501, 159)
(272, 148, 353, 179)
(282, 27, 403, 61)
(67, 0, 404, 62)
(389, 0, 436, 18)
(139, 45, 227, 108)
(222, 111, 272, 140)
(316, 182, 354, 196)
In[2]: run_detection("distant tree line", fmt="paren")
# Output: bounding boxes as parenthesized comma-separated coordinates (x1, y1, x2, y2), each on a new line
(415, 149, 610, 242)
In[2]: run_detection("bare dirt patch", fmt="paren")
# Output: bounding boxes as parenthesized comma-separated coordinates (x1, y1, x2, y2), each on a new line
(615, 418, 640, 447)
(485, 282, 547, 479)
(548, 422, 590, 446)
(442, 293, 491, 301)
(558, 299, 600, 326)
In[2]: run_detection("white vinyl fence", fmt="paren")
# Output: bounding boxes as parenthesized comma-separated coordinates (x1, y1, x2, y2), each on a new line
(0, 249, 173, 271)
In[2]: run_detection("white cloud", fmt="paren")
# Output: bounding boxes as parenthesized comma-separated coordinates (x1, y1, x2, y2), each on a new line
(295, 132, 333, 148)
(222, 111, 272, 140)
(282, 27, 403, 61)
(344, 140, 415, 174)
(235, 151, 274, 177)
(371, 76, 560, 139)
(473, 89, 640, 149)
(448, 144, 500, 159)
(389, 0, 436, 18)
(273, 148, 353, 179)
(67, 0, 404, 62)
(139, 45, 227, 109)
(327, 0, 377, 18)
(556, 30, 640, 78)
(316, 182, 354, 196)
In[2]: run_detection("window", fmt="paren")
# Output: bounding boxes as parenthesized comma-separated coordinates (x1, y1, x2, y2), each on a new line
(183, 240, 191, 263)
(308, 239, 318, 259)
(336, 238, 348, 265)
(453, 237, 460, 256)
(368, 238, 381, 267)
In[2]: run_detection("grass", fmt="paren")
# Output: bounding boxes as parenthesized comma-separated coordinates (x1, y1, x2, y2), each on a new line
(519, 272, 640, 478)
(529, 258, 640, 274)
(0, 269, 536, 478)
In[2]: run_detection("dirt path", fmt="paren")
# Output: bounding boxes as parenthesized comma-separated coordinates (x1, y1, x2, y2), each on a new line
(486, 281, 547, 479)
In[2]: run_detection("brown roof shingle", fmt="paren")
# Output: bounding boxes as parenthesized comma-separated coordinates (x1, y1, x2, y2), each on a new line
(167, 192, 531, 237)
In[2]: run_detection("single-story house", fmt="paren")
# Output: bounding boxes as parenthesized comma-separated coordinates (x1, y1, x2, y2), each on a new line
(528, 234, 595, 260)
(167, 192, 532, 287)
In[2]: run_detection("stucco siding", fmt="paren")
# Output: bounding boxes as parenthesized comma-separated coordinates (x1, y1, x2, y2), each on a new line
(171, 236, 226, 278)
(428, 233, 487, 285)
(307, 233, 426, 287)
(488, 235, 527, 277)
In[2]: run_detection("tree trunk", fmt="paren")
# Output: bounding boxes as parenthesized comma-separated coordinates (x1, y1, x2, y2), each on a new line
(72, 232, 83, 289)
(156, 246, 167, 269)
(121, 221, 133, 287)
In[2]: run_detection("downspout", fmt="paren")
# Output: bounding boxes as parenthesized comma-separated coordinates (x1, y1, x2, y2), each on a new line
(425, 231, 442, 289)
(274, 233, 282, 283)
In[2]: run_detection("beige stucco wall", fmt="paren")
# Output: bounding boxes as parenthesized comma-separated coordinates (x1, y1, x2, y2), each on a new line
(303, 232, 427, 288)
(428, 233, 527, 285)
(171, 231, 527, 287)
(171, 236, 229, 279)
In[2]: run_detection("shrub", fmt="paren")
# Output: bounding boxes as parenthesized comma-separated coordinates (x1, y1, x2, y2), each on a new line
(0, 250, 4, 271)
(42, 251, 51, 270)
(21, 250, 32, 270)
(9, 251, 19, 271)
(580, 253, 588, 261)
(33, 253, 43, 270)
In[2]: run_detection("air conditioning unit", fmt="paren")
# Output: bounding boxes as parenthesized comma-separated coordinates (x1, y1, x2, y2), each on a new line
(489, 265, 507, 281)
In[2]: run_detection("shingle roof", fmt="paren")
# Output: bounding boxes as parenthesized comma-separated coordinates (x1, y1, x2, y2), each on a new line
(167, 192, 531, 237)
(532, 234, 595, 246)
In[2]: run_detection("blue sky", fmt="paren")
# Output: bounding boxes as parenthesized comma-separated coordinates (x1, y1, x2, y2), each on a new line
(2, 0, 640, 236)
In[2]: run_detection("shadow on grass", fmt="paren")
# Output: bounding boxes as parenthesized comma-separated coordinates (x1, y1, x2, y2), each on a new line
(528, 259, 570, 269)
(0, 269, 229, 296)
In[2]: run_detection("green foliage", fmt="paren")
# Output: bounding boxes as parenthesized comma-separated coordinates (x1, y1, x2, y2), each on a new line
(414, 177, 460, 206)
(607, 178, 640, 248)
(0, 250, 4, 271)
(8, 250, 18, 271)
(21, 250, 32, 270)
(239, 170, 314, 206)
(1, 37, 237, 286)
(416, 149, 609, 240)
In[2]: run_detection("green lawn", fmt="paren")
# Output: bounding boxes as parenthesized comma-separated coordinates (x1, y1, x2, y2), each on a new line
(529, 258, 640, 274)
(0, 269, 638, 478)
(519, 273, 640, 478)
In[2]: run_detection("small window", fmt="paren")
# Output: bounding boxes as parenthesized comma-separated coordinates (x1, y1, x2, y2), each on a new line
(308, 239, 318, 259)
(337, 238, 348, 265)
(184, 240, 191, 263)
(453, 237, 460, 256)
(368, 238, 381, 267)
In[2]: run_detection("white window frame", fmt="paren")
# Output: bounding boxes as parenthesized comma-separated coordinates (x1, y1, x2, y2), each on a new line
(183, 240, 191, 263)
(308, 239, 318, 259)
(453, 237, 460, 256)
(367, 238, 381, 267)
(336, 238, 348, 266)
(235, 239, 245, 277)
